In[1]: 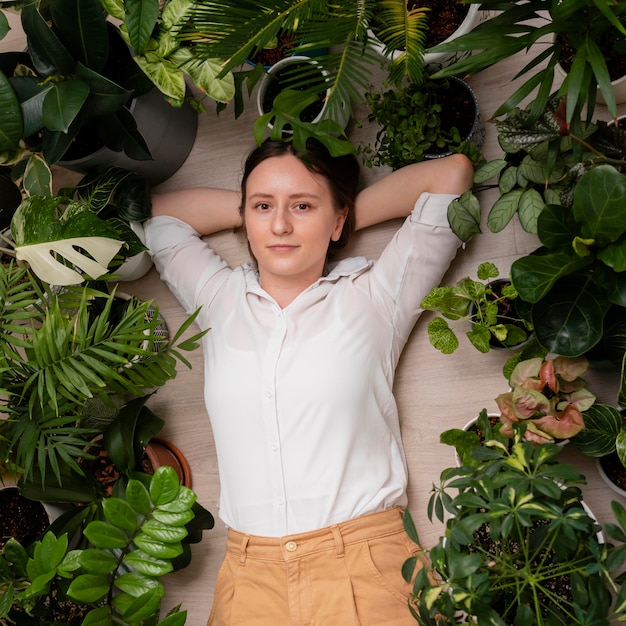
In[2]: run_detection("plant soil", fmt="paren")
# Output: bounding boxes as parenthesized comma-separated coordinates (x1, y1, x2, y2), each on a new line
(250, 33, 297, 66)
(0, 487, 49, 549)
(409, 0, 470, 48)
(471, 519, 574, 625)
(559, 36, 626, 81)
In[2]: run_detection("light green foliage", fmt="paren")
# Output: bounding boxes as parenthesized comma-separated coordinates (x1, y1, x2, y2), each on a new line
(420, 262, 532, 356)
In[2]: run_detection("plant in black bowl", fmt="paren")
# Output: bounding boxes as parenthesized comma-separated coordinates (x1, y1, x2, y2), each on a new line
(420, 261, 533, 355)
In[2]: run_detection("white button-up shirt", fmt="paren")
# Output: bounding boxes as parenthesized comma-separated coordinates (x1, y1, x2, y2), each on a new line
(144, 192, 461, 536)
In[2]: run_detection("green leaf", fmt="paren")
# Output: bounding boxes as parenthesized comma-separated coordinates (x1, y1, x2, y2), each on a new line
(426, 317, 459, 354)
(123, 549, 173, 576)
(573, 165, 626, 247)
(531, 275, 609, 356)
(81, 606, 113, 625)
(67, 573, 110, 603)
(102, 497, 139, 532)
(126, 0, 160, 54)
(115, 571, 163, 597)
(150, 466, 181, 506)
(133, 533, 184, 559)
(78, 549, 118, 574)
(0, 69, 23, 152)
(126, 476, 153, 516)
(511, 247, 591, 303)
(42, 80, 90, 132)
(142, 519, 189, 542)
(447, 191, 481, 242)
(22, 154, 53, 197)
(517, 188, 545, 234)
(571, 404, 625, 457)
(84, 520, 129, 549)
(487, 189, 522, 233)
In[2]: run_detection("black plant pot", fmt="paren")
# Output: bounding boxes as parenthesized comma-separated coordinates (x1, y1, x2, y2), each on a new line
(59, 87, 198, 185)
(0, 168, 22, 230)
(423, 76, 484, 160)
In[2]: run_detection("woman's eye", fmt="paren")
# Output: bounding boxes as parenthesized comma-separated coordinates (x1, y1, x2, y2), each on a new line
(294, 203, 310, 211)
(256, 203, 270, 211)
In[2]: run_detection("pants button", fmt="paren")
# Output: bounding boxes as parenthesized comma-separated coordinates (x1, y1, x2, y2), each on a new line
(285, 540, 297, 552)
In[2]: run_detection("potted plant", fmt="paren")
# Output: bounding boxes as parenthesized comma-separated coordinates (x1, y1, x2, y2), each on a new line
(424, 0, 626, 129)
(182, 0, 478, 152)
(494, 355, 595, 444)
(0, 466, 200, 625)
(419, 261, 533, 355)
(59, 166, 154, 282)
(0, 0, 232, 185)
(367, 0, 492, 74)
(359, 75, 485, 168)
(403, 421, 626, 625)
(0, 259, 207, 492)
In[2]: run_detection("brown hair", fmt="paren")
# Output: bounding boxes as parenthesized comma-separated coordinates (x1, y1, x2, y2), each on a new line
(239, 139, 359, 255)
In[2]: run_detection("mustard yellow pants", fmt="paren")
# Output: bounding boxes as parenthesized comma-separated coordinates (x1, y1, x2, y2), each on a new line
(207, 507, 423, 626)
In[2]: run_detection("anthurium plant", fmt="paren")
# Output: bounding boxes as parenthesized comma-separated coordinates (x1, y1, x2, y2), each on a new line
(403, 420, 626, 625)
(420, 261, 532, 355)
(0, 466, 195, 625)
(495, 356, 595, 444)
(510, 164, 626, 357)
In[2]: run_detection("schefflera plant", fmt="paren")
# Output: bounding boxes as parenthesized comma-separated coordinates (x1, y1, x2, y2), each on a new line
(1, 466, 193, 625)
(495, 356, 596, 444)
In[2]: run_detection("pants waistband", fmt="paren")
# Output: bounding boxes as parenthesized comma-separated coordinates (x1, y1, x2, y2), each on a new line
(226, 507, 405, 564)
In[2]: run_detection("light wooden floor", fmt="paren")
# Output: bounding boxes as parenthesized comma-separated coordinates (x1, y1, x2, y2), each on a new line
(4, 12, 626, 624)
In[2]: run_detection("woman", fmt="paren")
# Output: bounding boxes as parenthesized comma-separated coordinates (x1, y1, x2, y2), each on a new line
(145, 139, 474, 625)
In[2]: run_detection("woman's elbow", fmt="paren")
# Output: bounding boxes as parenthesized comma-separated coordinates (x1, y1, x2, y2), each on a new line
(436, 153, 474, 195)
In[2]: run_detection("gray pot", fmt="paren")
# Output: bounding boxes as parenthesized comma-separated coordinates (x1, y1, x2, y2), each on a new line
(59, 88, 198, 185)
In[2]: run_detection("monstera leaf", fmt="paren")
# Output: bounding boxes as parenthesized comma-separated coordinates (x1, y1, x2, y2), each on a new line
(11, 195, 123, 286)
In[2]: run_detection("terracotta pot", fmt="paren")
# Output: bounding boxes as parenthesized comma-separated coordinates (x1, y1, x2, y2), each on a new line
(144, 438, 192, 488)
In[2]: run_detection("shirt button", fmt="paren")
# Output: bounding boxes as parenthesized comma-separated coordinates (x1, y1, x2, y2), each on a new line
(285, 541, 297, 552)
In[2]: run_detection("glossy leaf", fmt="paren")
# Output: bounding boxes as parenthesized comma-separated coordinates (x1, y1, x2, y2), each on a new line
(573, 165, 626, 246)
(572, 404, 625, 457)
(84, 521, 129, 549)
(0, 70, 23, 152)
(531, 276, 609, 356)
(102, 497, 139, 532)
(126, 0, 159, 54)
(67, 573, 110, 603)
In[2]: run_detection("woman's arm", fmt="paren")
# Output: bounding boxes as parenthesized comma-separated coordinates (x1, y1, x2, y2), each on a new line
(150, 188, 242, 235)
(354, 153, 474, 230)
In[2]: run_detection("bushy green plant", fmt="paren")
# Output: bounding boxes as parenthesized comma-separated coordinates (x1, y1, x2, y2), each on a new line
(360, 77, 484, 169)
(0, 466, 197, 625)
(0, 261, 206, 488)
(403, 419, 626, 625)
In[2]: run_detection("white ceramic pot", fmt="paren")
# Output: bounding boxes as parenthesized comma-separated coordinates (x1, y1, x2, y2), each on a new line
(256, 55, 349, 130)
(369, 4, 493, 72)
(596, 455, 626, 498)
(108, 221, 153, 283)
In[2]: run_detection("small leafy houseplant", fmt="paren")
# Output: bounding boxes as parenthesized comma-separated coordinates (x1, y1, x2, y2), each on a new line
(420, 262, 532, 355)
(403, 419, 626, 625)
(0, 466, 196, 625)
(360, 76, 484, 169)
(495, 356, 595, 444)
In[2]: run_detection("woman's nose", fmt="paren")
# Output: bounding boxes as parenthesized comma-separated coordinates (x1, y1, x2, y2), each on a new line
(271, 207, 293, 234)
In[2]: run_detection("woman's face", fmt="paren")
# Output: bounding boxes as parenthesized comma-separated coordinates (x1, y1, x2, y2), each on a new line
(243, 154, 347, 295)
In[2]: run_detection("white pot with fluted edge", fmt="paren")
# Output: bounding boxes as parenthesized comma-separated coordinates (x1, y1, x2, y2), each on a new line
(256, 55, 349, 130)
(368, 4, 493, 73)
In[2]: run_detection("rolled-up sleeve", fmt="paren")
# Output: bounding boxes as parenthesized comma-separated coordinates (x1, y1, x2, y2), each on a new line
(143, 216, 230, 315)
(366, 192, 463, 349)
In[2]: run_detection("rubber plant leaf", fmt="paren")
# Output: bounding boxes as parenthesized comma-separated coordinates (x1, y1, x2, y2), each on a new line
(11, 195, 123, 286)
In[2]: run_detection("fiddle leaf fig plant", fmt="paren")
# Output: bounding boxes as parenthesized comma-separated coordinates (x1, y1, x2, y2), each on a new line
(510, 164, 626, 356)
(0, 466, 194, 625)
(403, 421, 626, 625)
(420, 262, 532, 354)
